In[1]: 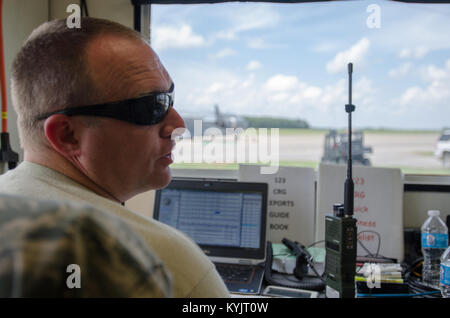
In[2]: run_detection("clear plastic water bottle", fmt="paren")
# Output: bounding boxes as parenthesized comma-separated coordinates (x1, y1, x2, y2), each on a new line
(421, 210, 448, 288)
(441, 246, 450, 298)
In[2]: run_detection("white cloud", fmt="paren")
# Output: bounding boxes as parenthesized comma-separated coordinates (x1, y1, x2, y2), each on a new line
(398, 59, 450, 108)
(247, 38, 267, 49)
(398, 48, 410, 59)
(415, 46, 429, 59)
(388, 62, 412, 78)
(326, 38, 370, 74)
(242, 73, 255, 88)
(213, 6, 279, 43)
(370, 7, 450, 61)
(209, 48, 236, 59)
(172, 64, 376, 124)
(215, 30, 237, 41)
(353, 76, 376, 109)
(246, 60, 262, 71)
(311, 41, 340, 53)
(262, 74, 361, 113)
(399, 86, 423, 107)
(264, 74, 300, 92)
(303, 86, 322, 99)
(398, 46, 429, 59)
(152, 24, 205, 51)
(207, 82, 225, 94)
(316, 79, 347, 112)
(422, 62, 450, 82)
(229, 6, 279, 33)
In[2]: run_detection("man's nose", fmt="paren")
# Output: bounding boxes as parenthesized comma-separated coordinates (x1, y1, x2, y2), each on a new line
(161, 107, 186, 138)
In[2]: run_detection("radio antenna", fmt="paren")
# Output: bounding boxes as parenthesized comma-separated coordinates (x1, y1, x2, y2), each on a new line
(324, 63, 358, 299)
(344, 63, 355, 216)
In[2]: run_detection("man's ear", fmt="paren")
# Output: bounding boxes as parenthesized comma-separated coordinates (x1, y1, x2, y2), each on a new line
(43, 115, 81, 158)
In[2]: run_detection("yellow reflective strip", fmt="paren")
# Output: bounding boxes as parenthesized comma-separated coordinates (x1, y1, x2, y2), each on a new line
(1, 112, 7, 119)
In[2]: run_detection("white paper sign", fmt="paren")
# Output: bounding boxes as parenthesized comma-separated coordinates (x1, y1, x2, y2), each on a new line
(238, 164, 316, 245)
(316, 163, 404, 262)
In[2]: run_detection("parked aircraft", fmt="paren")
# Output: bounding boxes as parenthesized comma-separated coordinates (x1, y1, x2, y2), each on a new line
(182, 104, 249, 137)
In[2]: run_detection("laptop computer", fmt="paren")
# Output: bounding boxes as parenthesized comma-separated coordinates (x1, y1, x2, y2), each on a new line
(153, 179, 268, 295)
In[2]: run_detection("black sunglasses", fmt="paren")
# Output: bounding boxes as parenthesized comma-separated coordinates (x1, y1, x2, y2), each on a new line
(37, 83, 174, 126)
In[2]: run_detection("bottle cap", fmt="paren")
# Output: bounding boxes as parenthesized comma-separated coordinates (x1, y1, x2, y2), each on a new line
(428, 210, 440, 217)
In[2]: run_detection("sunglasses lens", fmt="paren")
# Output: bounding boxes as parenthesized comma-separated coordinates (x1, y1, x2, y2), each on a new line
(37, 88, 175, 126)
(136, 93, 172, 125)
(156, 95, 170, 112)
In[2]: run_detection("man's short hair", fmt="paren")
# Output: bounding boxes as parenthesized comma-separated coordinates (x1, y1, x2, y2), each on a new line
(11, 18, 143, 150)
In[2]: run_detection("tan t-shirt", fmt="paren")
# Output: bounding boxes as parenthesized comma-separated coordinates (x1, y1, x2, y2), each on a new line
(0, 161, 229, 298)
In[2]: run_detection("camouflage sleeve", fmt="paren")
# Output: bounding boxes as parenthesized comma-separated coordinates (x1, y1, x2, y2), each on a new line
(0, 193, 172, 297)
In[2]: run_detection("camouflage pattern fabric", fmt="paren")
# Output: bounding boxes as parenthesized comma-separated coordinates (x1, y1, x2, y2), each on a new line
(0, 193, 172, 297)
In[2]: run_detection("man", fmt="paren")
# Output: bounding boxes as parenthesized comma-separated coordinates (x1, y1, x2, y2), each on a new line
(0, 18, 229, 297)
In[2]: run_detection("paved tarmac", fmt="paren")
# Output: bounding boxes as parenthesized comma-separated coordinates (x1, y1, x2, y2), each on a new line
(174, 131, 445, 170)
(278, 132, 443, 168)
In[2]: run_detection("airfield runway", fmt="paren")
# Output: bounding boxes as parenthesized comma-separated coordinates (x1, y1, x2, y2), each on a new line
(278, 132, 443, 169)
(174, 130, 446, 172)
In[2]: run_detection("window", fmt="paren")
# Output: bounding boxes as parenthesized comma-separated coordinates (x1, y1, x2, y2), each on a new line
(151, 1, 450, 175)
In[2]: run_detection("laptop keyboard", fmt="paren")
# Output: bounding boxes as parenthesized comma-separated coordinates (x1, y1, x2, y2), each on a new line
(215, 263, 255, 283)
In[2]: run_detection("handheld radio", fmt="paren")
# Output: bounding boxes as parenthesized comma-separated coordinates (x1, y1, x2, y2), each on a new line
(324, 63, 358, 298)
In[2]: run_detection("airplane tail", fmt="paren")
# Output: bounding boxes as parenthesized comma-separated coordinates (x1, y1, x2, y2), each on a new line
(214, 104, 225, 127)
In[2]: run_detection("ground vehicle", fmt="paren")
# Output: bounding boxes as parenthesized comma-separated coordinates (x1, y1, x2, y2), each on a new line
(321, 129, 372, 166)
(434, 129, 450, 169)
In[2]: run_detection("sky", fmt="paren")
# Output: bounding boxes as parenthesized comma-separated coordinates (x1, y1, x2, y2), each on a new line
(150, 0, 450, 130)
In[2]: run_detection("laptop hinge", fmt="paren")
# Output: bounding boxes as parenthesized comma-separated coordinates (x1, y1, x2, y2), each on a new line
(237, 259, 253, 265)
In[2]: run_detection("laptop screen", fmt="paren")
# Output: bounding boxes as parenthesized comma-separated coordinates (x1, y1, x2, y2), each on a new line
(153, 179, 268, 260)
